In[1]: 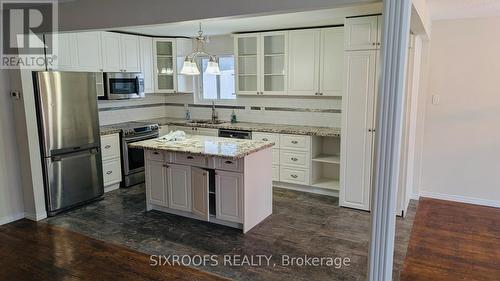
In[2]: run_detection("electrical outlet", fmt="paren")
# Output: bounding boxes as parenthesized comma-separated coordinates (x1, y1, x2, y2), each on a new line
(432, 94, 440, 105)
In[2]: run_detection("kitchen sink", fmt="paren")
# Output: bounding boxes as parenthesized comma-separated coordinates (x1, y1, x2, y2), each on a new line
(187, 119, 226, 125)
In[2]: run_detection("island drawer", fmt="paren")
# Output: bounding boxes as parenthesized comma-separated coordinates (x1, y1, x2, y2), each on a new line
(173, 152, 208, 167)
(253, 132, 280, 148)
(215, 158, 243, 172)
(280, 166, 310, 185)
(280, 150, 310, 168)
(147, 150, 167, 162)
(280, 134, 311, 151)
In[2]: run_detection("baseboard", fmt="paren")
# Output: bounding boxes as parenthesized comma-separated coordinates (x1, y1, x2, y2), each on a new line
(24, 211, 48, 221)
(410, 193, 420, 200)
(0, 212, 25, 225)
(419, 191, 500, 208)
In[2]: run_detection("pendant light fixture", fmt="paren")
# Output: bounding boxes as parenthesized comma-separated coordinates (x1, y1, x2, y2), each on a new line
(180, 23, 220, 76)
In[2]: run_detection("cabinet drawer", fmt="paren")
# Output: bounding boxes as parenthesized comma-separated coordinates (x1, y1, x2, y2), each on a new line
(173, 152, 208, 167)
(253, 132, 280, 148)
(215, 158, 243, 172)
(272, 149, 280, 165)
(101, 134, 120, 160)
(147, 150, 166, 162)
(280, 166, 309, 185)
(280, 134, 311, 151)
(280, 150, 310, 168)
(272, 165, 280, 181)
(102, 158, 121, 185)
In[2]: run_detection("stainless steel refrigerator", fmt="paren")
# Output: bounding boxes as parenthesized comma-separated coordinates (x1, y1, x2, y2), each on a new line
(33, 71, 104, 216)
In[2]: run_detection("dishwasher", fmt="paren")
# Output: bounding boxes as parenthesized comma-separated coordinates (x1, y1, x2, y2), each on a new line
(218, 129, 252, 139)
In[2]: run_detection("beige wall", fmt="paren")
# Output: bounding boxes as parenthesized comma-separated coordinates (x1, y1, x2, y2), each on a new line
(419, 17, 500, 206)
(0, 70, 25, 224)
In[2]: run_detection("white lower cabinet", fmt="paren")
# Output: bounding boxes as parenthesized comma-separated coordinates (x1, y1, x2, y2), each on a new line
(191, 167, 209, 220)
(146, 160, 168, 207)
(215, 170, 244, 223)
(101, 133, 122, 192)
(167, 163, 192, 212)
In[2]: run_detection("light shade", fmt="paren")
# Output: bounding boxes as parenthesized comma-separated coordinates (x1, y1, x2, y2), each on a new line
(204, 57, 221, 75)
(180, 57, 200, 75)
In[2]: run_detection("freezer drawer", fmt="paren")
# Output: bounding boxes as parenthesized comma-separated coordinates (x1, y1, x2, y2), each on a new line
(45, 149, 104, 214)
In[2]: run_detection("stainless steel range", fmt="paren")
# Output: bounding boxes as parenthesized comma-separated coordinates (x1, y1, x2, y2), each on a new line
(120, 122, 159, 187)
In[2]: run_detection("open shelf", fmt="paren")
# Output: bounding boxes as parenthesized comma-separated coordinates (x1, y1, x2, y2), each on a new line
(312, 154, 340, 164)
(311, 179, 340, 191)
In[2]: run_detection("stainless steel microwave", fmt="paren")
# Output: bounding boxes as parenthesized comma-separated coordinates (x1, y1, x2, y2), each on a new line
(104, 72, 145, 100)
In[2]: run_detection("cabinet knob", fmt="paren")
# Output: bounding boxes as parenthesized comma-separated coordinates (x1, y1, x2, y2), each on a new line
(291, 174, 298, 178)
(106, 171, 112, 175)
(291, 140, 298, 144)
(372, 42, 377, 46)
(153, 151, 159, 155)
(291, 157, 298, 162)
(186, 155, 194, 159)
(163, 164, 168, 167)
(105, 145, 111, 149)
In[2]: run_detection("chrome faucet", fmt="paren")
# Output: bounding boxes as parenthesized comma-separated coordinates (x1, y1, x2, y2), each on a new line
(211, 101, 218, 122)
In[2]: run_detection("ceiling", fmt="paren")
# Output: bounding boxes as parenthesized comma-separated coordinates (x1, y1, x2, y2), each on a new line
(430, 0, 500, 20)
(117, 3, 382, 37)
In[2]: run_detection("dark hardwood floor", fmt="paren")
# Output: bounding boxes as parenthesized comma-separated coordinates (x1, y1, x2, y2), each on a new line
(401, 197, 500, 281)
(0, 219, 228, 281)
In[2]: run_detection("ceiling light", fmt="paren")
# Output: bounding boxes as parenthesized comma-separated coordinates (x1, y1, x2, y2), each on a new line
(180, 22, 220, 76)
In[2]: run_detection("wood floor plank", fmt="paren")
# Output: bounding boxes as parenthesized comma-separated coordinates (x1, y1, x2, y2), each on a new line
(0, 219, 229, 281)
(401, 197, 500, 281)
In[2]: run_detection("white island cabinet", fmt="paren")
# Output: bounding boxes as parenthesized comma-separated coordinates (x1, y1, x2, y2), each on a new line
(130, 135, 274, 233)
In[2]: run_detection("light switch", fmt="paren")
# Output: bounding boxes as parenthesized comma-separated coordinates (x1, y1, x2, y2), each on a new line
(432, 94, 440, 105)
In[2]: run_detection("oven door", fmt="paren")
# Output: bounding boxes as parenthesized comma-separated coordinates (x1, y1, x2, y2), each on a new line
(105, 73, 144, 100)
(122, 133, 158, 175)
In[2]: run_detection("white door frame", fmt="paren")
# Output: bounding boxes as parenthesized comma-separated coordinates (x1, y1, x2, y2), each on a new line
(368, 0, 412, 280)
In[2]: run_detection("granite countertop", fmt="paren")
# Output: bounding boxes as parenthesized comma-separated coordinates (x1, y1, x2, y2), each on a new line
(129, 135, 274, 159)
(100, 125, 122, 136)
(142, 117, 341, 137)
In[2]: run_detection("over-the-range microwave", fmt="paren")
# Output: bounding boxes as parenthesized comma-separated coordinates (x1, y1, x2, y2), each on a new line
(103, 72, 145, 100)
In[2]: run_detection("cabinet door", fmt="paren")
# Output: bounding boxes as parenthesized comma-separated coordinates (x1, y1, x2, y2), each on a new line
(191, 167, 209, 220)
(74, 32, 102, 71)
(50, 33, 75, 70)
(235, 34, 261, 95)
(101, 32, 122, 72)
(340, 51, 377, 211)
(154, 39, 177, 93)
(167, 163, 192, 212)
(121, 34, 141, 72)
(287, 29, 320, 96)
(320, 27, 344, 97)
(215, 170, 243, 223)
(261, 31, 287, 95)
(344, 16, 378, 51)
(146, 161, 168, 207)
(139, 37, 154, 93)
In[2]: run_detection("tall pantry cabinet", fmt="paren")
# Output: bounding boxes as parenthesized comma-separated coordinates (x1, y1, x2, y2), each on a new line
(340, 15, 382, 211)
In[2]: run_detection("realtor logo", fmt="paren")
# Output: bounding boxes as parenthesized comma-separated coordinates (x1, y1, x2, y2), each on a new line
(1, 0, 57, 68)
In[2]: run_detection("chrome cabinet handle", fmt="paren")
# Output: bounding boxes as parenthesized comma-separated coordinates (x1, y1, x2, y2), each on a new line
(291, 140, 298, 144)
(291, 174, 298, 178)
(105, 145, 111, 149)
(224, 160, 233, 164)
(106, 171, 112, 175)
(262, 138, 269, 141)
(291, 157, 298, 161)
(153, 151, 159, 155)
(186, 156, 194, 159)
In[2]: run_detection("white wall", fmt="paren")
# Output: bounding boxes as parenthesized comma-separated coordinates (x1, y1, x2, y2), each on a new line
(419, 17, 500, 207)
(0, 70, 25, 224)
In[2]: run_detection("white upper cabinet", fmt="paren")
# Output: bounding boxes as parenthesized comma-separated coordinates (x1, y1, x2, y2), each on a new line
(139, 36, 154, 93)
(261, 31, 288, 95)
(287, 29, 320, 96)
(154, 38, 177, 93)
(100, 32, 122, 72)
(49, 32, 102, 72)
(235, 34, 261, 95)
(345, 15, 380, 51)
(120, 34, 141, 72)
(320, 27, 344, 97)
(100, 32, 140, 72)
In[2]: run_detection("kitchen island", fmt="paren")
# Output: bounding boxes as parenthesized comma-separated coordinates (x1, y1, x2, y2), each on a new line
(129, 135, 274, 233)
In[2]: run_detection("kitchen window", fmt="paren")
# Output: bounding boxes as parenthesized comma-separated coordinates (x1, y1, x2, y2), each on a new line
(198, 56, 235, 101)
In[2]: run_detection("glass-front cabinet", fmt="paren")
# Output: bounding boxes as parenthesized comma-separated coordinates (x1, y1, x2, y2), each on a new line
(234, 32, 287, 96)
(153, 39, 177, 93)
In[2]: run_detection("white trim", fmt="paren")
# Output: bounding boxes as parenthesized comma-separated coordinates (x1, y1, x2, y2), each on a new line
(24, 211, 48, 221)
(410, 193, 420, 201)
(419, 191, 500, 208)
(273, 182, 339, 197)
(0, 213, 25, 225)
